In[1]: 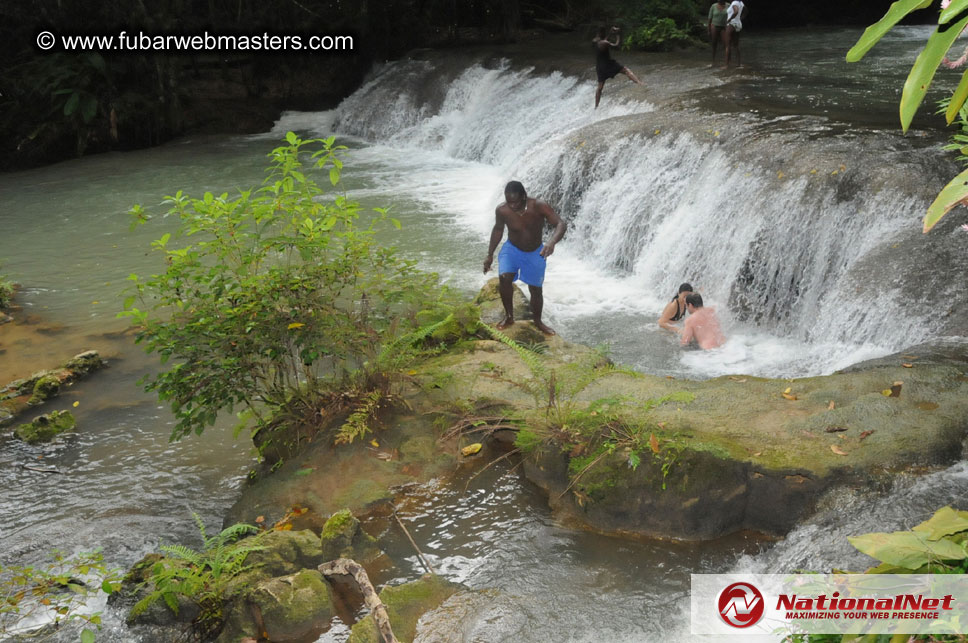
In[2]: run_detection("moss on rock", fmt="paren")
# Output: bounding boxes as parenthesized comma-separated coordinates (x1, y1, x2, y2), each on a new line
(218, 569, 334, 643)
(14, 410, 75, 443)
(28, 375, 62, 405)
(320, 509, 382, 563)
(348, 575, 460, 643)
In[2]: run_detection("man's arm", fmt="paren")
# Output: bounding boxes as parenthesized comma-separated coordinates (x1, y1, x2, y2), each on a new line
(484, 208, 506, 273)
(680, 317, 696, 346)
(538, 202, 567, 258)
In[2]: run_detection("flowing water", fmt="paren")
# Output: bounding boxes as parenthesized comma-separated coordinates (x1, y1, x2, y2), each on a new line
(0, 25, 966, 642)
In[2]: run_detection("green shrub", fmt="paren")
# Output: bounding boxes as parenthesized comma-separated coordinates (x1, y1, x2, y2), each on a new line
(0, 550, 122, 641)
(623, 17, 697, 51)
(122, 133, 448, 442)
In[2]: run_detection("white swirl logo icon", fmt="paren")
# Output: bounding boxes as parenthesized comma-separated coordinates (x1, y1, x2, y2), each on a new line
(36, 31, 56, 50)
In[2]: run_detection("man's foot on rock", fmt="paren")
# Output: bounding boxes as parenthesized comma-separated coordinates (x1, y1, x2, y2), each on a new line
(496, 317, 515, 330)
(534, 320, 556, 336)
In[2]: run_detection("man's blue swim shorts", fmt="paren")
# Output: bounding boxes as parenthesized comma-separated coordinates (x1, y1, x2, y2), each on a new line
(498, 240, 546, 287)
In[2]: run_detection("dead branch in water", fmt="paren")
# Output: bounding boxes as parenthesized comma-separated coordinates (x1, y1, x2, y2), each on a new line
(319, 558, 399, 643)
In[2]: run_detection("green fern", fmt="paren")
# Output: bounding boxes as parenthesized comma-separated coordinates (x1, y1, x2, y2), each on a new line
(130, 515, 264, 633)
(335, 390, 383, 444)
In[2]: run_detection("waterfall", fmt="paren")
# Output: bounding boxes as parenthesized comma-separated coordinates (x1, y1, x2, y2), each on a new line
(276, 50, 968, 376)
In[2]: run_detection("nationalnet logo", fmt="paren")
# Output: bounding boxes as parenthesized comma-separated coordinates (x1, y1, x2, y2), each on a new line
(692, 574, 968, 637)
(718, 582, 765, 628)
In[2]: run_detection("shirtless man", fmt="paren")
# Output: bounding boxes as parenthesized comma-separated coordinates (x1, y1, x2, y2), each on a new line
(680, 294, 726, 350)
(483, 181, 567, 335)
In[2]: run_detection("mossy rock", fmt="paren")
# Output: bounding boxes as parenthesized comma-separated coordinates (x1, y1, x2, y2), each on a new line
(242, 529, 324, 579)
(28, 375, 61, 405)
(218, 569, 334, 643)
(320, 509, 382, 563)
(14, 410, 75, 444)
(348, 575, 461, 643)
(65, 350, 104, 375)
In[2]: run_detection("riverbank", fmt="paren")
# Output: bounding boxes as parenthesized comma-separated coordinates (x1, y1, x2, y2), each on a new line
(227, 282, 968, 543)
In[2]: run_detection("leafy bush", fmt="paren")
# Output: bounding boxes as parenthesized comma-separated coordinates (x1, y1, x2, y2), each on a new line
(122, 133, 448, 442)
(131, 516, 264, 639)
(623, 17, 697, 51)
(0, 550, 122, 641)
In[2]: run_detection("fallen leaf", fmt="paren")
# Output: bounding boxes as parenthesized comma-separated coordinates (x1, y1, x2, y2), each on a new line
(287, 322, 304, 329)
(714, 130, 720, 136)
(255, 515, 265, 523)
(783, 387, 792, 394)
(654, 129, 661, 135)
(782, 393, 798, 401)
(753, 451, 762, 457)
(73, 401, 79, 407)
(92, 301, 99, 305)
(370, 439, 380, 448)
(657, 422, 666, 429)
(461, 443, 483, 457)
(882, 389, 893, 396)
(650, 433, 660, 454)
(838, 434, 847, 440)
(666, 375, 675, 380)
(810, 169, 818, 174)
(827, 400, 835, 410)
(824, 426, 847, 433)
(830, 445, 848, 456)
(778, 171, 785, 179)
(859, 430, 874, 440)
(902, 363, 913, 368)
(407, 369, 417, 375)
(839, 164, 847, 172)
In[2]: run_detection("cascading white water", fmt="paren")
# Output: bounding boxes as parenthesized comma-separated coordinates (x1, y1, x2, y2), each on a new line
(274, 51, 967, 378)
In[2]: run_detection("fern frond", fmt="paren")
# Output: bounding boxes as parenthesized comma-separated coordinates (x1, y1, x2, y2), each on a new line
(335, 390, 382, 444)
(479, 323, 547, 378)
(159, 544, 202, 565)
(217, 523, 258, 544)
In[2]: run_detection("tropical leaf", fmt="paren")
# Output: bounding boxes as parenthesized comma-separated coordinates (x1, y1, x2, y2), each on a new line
(940, 0, 968, 23)
(900, 13, 968, 132)
(848, 530, 967, 569)
(846, 0, 934, 62)
(911, 506, 968, 540)
(924, 165, 968, 231)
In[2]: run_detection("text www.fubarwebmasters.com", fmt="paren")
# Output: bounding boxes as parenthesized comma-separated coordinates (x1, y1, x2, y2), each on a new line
(35, 30, 353, 53)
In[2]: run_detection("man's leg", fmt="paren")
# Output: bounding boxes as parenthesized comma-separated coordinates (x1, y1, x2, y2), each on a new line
(528, 285, 555, 335)
(622, 67, 643, 85)
(724, 26, 734, 67)
(497, 273, 516, 329)
(595, 81, 604, 108)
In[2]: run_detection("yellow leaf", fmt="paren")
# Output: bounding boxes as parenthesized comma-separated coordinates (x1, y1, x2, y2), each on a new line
(73, 401, 79, 407)
(92, 301, 99, 305)
(461, 443, 482, 457)
(370, 439, 380, 448)
(713, 130, 720, 136)
(649, 433, 660, 454)
(831, 170, 839, 176)
(407, 369, 417, 375)
(654, 129, 661, 134)
(882, 389, 893, 396)
(782, 393, 798, 401)
(827, 400, 835, 410)
(777, 171, 784, 179)
(830, 445, 848, 456)
(783, 387, 792, 394)
(287, 322, 304, 329)
(810, 169, 818, 174)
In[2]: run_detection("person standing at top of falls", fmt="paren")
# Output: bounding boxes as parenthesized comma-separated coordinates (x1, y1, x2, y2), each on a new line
(724, 0, 746, 68)
(658, 282, 694, 332)
(593, 26, 644, 109)
(708, 1, 729, 65)
(483, 181, 568, 335)
(680, 294, 726, 350)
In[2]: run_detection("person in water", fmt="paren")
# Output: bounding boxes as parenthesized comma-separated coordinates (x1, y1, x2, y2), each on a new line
(593, 26, 643, 109)
(708, 0, 729, 65)
(724, 0, 746, 68)
(680, 293, 726, 350)
(658, 282, 694, 332)
(484, 181, 568, 335)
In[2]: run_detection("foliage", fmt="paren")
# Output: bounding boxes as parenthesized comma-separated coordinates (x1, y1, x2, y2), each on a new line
(0, 550, 122, 641)
(121, 133, 446, 443)
(0, 264, 12, 309)
(847, 0, 968, 232)
(847, 506, 968, 574)
(623, 17, 698, 52)
(131, 515, 264, 638)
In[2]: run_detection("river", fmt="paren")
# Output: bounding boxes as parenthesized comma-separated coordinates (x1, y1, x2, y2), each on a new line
(0, 25, 966, 642)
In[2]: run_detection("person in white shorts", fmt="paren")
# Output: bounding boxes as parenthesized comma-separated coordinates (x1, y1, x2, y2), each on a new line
(724, 0, 745, 68)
